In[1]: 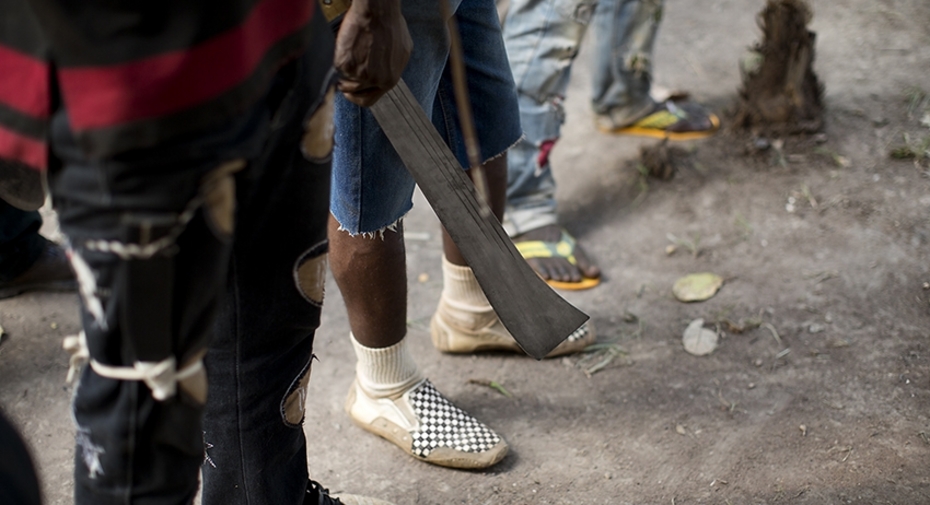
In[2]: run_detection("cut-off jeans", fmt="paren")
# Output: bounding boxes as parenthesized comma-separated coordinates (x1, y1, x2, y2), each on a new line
(331, 0, 522, 235)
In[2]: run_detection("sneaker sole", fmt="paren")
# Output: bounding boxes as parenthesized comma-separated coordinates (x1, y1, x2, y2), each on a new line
(345, 382, 508, 469)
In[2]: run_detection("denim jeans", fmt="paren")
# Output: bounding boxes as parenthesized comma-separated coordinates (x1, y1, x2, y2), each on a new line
(49, 37, 336, 505)
(501, 0, 663, 235)
(331, 0, 522, 235)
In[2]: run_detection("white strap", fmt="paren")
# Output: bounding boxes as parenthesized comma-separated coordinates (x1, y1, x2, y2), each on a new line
(63, 331, 203, 401)
(63, 332, 90, 384)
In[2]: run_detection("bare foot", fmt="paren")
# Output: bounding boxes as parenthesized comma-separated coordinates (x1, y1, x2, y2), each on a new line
(513, 224, 601, 283)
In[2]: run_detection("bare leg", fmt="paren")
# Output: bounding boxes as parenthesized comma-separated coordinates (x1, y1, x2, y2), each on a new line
(329, 156, 508, 347)
(328, 216, 407, 349)
(332, 158, 510, 469)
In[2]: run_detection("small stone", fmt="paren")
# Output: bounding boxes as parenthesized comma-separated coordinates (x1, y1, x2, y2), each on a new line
(809, 323, 825, 334)
(748, 383, 756, 389)
(754, 358, 764, 367)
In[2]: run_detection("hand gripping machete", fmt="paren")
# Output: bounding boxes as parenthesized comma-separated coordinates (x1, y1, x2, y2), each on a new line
(322, 1, 589, 359)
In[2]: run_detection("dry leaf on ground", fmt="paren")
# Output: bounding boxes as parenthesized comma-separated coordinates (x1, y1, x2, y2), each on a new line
(683, 318, 719, 356)
(673, 273, 724, 302)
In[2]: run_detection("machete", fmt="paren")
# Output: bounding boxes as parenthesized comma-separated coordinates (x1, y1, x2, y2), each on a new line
(368, 82, 589, 359)
(371, 80, 588, 359)
(323, 0, 588, 358)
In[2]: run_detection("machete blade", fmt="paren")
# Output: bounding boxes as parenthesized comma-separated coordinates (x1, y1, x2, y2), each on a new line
(370, 80, 589, 359)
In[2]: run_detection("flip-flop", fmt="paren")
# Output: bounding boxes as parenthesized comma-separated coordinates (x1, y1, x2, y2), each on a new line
(515, 230, 601, 291)
(597, 100, 720, 141)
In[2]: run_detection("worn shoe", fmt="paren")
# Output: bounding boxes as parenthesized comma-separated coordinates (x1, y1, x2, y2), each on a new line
(430, 297, 596, 358)
(0, 240, 76, 300)
(596, 99, 720, 140)
(345, 378, 507, 469)
(304, 480, 394, 505)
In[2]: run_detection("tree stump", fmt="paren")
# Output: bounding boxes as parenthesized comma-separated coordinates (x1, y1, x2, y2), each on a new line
(734, 0, 824, 134)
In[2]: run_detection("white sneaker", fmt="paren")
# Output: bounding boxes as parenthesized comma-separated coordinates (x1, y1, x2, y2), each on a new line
(345, 379, 508, 469)
(430, 297, 596, 358)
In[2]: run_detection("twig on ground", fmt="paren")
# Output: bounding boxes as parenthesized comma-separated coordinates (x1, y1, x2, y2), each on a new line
(467, 379, 513, 398)
(761, 322, 782, 346)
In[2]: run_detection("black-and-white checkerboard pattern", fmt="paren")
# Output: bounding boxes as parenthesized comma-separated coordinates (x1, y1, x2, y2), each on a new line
(408, 380, 501, 458)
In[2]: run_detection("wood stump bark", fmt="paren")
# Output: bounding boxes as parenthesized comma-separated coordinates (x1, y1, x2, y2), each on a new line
(734, 0, 825, 134)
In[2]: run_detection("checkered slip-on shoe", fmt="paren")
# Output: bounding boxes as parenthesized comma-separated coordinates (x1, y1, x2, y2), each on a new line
(345, 379, 508, 469)
(430, 298, 596, 358)
(304, 480, 394, 505)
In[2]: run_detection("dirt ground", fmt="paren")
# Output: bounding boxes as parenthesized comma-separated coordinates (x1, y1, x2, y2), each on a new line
(2, 0, 930, 503)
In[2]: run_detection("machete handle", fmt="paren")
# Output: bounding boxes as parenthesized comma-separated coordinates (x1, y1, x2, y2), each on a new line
(319, 0, 351, 28)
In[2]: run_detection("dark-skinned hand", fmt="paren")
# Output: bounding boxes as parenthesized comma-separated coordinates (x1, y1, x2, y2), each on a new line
(334, 0, 412, 107)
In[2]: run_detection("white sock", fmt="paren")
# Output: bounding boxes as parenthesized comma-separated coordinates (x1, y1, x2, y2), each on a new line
(441, 256, 492, 311)
(351, 333, 422, 398)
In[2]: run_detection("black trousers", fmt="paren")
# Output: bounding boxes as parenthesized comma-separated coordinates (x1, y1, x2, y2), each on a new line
(0, 198, 44, 281)
(49, 43, 336, 505)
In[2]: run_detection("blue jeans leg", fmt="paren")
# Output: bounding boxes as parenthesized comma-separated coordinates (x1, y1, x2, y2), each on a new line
(590, 0, 663, 123)
(502, 0, 662, 235)
(502, 0, 595, 235)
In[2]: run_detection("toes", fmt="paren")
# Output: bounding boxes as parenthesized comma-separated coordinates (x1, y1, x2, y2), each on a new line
(526, 258, 555, 281)
(558, 261, 581, 283)
(572, 244, 601, 279)
(527, 258, 580, 283)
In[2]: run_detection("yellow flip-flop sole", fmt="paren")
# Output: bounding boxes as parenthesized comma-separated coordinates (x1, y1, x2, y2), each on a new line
(598, 112, 720, 141)
(545, 276, 601, 291)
